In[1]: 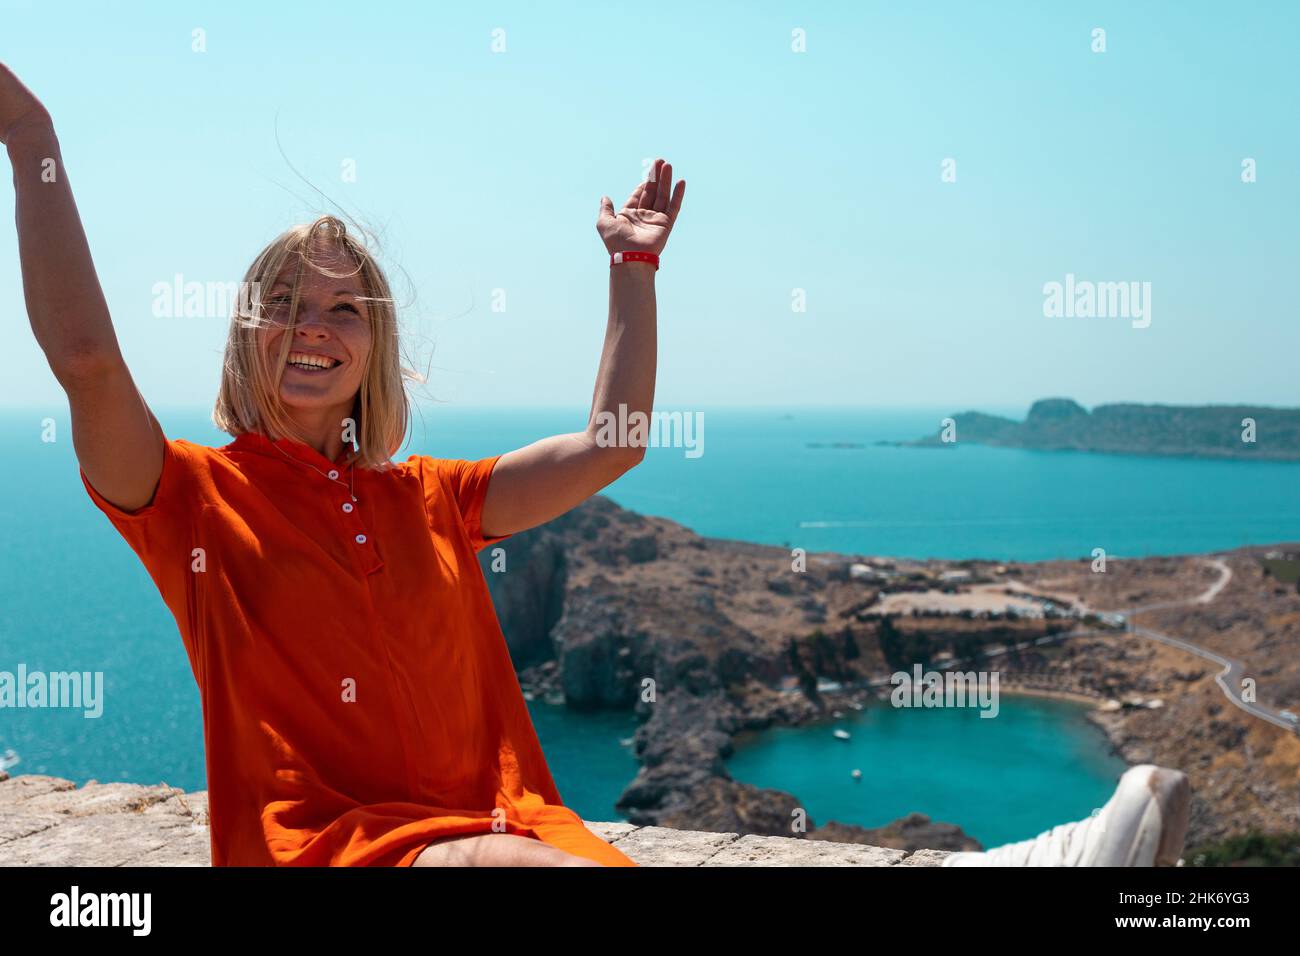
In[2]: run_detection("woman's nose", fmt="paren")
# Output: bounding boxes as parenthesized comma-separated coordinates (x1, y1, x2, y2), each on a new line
(294, 316, 332, 338)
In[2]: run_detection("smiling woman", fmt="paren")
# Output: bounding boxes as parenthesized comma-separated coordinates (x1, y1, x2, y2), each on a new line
(213, 217, 394, 468)
(2, 57, 686, 868)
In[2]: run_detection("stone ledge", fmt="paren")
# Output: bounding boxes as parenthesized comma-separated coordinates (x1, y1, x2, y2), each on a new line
(0, 775, 950, 867)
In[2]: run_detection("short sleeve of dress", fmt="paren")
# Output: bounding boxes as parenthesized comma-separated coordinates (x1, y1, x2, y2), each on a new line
(416, 454, 514, 553)
(79, 437, 199, 525)
(79, 438, 204, 662)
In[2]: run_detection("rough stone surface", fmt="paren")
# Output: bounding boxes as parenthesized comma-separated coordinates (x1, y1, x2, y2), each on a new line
(703, 833, 906, 867)
(0, 776, 211, 867)
(0, 775, 950, 867)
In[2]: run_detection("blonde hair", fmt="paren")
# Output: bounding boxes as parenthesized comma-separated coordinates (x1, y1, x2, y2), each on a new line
(213, 216, 411, 468)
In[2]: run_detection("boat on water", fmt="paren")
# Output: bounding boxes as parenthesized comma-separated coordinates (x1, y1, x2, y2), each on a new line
(833, 729, 851, 740)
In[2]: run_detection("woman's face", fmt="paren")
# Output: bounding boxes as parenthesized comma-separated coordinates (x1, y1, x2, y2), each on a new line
(259, 245, 373, 428)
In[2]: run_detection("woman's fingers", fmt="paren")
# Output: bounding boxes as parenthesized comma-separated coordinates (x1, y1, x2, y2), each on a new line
(597, 195, 616, 228)
(623, 181, 647, 211)
(613, 157, 683, 228)
(667, 178, 686, 223)
(638, 158, 663, 209)
(653, 162, 673, 213)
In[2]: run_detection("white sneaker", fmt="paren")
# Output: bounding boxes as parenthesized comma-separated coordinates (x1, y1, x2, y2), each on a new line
(942, 764, 1190, 866)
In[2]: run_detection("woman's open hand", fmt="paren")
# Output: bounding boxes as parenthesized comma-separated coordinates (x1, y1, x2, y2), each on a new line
(597, 157, 685, 257)
(0, 62, 52, 146)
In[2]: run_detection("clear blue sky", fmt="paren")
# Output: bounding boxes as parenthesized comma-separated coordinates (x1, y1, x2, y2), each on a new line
(2, 0, 1297, 412)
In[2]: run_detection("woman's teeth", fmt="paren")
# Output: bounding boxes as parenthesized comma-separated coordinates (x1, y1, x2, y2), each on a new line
(287, 353, 340, 372)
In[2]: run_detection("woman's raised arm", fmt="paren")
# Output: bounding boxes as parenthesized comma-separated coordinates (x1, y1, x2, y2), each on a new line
(2, 62, 164, 511)
(478, 158, 685, 539)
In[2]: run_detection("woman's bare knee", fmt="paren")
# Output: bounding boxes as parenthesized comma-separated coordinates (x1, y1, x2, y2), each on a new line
(412, 832, 600, 867)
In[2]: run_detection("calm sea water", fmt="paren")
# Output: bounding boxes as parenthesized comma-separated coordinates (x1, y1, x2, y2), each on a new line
(727, 697, 1127, 847)
(2, 406, 1295, 832)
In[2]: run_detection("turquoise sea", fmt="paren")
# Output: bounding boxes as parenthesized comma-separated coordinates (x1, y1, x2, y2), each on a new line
(2, 406, 1297, 838)
(728, 697, 1127, 848)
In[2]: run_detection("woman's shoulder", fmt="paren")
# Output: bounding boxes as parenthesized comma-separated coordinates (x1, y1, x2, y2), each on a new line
(162, 436, 237, 473)
(390, 453, 494, 485)
(374, 453, 426, 482)
(386, 453, 447, 495)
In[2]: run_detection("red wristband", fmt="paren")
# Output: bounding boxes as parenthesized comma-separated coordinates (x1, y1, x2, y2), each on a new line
(610, 250, 659, 270)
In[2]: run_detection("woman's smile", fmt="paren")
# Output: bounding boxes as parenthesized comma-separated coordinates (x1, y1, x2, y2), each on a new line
(285, 350, 343, 373)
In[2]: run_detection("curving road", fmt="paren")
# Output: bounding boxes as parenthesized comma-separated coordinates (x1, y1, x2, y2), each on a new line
(1112, 558, 1296, 733)
(864, 557, 1297, 734)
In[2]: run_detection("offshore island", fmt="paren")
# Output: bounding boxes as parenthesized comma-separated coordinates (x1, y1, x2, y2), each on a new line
(885, 398, 1300, 461)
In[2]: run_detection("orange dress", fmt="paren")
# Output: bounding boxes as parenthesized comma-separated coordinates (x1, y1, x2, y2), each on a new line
(80, 431, 636, 867)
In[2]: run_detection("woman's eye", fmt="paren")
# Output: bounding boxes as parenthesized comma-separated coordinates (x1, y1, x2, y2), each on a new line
(333, 303, 360, 315)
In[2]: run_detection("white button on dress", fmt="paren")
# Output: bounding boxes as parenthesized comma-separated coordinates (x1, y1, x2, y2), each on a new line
(355, 534, 367, 544)
(342, 502, 354, 514)
(328, 470, 340, 480)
